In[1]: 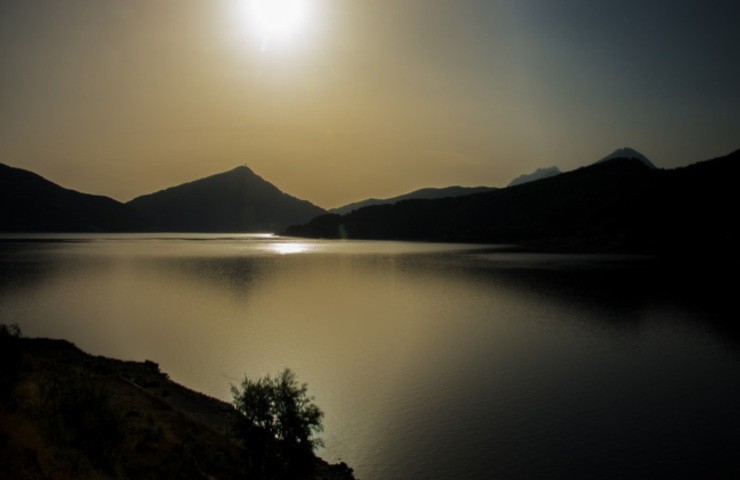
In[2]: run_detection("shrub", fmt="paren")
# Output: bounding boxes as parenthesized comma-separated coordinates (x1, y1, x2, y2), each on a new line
(232, 368, 323, 479)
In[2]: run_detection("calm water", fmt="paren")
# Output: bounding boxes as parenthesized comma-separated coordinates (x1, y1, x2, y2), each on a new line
(1, 234, 738, 479)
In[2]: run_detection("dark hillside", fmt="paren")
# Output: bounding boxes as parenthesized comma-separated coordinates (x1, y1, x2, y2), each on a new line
(288, 150, 739, 253)
(128, 166, 325, 232)
(0, 333, 355, 479)
(0, 163, 141, 232)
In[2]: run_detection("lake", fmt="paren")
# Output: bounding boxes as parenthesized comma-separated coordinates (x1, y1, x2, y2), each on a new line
(1, 234, 738, 479)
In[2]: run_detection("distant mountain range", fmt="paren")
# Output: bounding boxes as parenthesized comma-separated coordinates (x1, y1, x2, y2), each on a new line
(0, 164, 324, 233)
(505, 148, 652, 188)
(508, 167, 561, 187)
(287, 149, 739, 252)
(3, 146, 736, 252)
(330, 186, 496, 215)
(127, 166, 325, 232)
(0, 163, 142, 232)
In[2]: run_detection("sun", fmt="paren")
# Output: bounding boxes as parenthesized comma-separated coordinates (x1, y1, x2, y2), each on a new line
(248, 0, 311, 50)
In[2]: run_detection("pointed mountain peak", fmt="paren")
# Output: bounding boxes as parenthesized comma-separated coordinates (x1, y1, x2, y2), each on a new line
(223, 164, 258, 176)
(127, 164, 325, 232)
(596, 147, 656, 169)
(231, 164, 254, 172)
(204, 164, 266, 185)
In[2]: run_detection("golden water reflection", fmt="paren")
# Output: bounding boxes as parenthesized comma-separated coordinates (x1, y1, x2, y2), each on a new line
(268, 241, 312, 255)
(0, 235, 737, 480)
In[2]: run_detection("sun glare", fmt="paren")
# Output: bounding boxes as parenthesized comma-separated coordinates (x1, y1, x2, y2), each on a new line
(247, 0, 311, 50)
(269, 242, 311, 255)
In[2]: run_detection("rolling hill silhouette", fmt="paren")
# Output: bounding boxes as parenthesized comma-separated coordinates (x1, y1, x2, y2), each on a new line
(287, 149, 739, 252)
(127, 165, 325, 232)
(331, 185, 496, 215)
(0, 162, 141, 232)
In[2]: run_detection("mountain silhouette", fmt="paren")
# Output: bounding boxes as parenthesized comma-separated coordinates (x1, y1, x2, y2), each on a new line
(596, 147, 656, 169)
(508, 167, 561, 187)
(287, 149, 739, 252)
(127, 165, 325, 232)
(0, 162, 141, 232)
(331, 185, 496, 215)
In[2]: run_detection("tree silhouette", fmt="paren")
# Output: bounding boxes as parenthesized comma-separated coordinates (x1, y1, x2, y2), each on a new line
(232, 368, 323, 479)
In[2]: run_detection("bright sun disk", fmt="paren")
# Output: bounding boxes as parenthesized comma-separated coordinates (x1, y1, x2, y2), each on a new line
(249, 0, 310, 49)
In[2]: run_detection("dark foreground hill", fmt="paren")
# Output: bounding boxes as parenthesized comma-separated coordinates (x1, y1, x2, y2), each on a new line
(287, 149, 739, 253)
(128, 166, 326, 232)
(0, 332, 355, 480)
(331, 185, 496, 215)
(0, 163, 142, 232)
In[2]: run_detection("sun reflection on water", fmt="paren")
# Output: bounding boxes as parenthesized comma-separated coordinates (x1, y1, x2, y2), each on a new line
(269, 242, 311, 255)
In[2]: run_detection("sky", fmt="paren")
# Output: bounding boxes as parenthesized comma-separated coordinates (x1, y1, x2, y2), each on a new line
(1, 0, 738, 208)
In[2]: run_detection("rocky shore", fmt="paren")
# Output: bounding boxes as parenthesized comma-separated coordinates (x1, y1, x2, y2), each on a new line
(0, 334, 355, 479)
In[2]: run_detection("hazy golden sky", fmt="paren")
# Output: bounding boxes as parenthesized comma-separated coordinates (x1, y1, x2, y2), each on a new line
(1, 1, 738, 208)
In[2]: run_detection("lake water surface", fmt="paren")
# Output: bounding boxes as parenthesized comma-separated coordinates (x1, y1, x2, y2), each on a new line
(1, 234, 738, 479)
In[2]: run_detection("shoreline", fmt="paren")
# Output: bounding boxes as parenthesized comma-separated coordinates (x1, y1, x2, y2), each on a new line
(1, 335, 356, 479)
